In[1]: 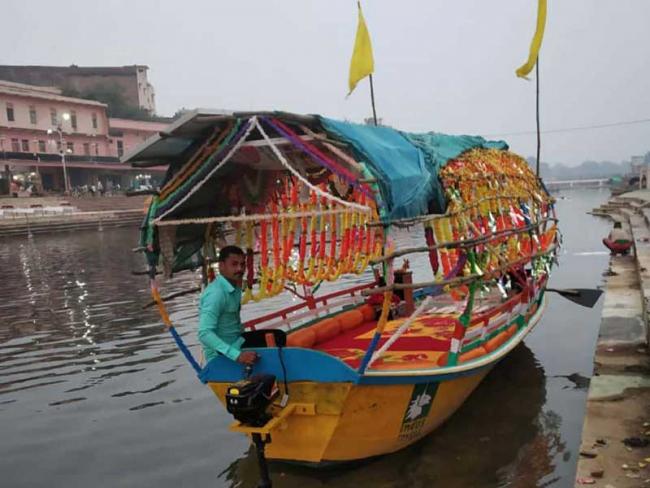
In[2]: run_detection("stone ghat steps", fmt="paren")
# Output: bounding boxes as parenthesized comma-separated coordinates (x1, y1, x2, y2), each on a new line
(71, 195, 149, 212)
(0, 210, 143, 238)
(593, 192, 650, 345)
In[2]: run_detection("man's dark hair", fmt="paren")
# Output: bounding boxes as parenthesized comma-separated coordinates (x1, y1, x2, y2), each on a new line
(614, 222, 622, 228)
(218, 245, 245, 262)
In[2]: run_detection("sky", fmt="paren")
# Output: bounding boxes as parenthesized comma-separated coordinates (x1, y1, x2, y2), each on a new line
(3, 0, 650, 166)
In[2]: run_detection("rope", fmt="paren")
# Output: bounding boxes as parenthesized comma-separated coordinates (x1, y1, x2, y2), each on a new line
(297, 123, 363, 172)
(263, 117, 373, 198)
(253, 119, 372, 212)
(368, 295, 434, 368)
(154, 207, 370, 227)
(154, 117, 258, 223)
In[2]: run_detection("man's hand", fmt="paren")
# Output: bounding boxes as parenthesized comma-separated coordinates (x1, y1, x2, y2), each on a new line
(237, 351, 258, 365)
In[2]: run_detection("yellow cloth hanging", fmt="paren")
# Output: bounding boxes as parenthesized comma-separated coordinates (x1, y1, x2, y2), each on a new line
(516, 0, 547, 79)
(348, 1, 375, 95)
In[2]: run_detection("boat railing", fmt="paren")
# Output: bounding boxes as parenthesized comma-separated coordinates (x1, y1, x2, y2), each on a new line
(243, 282, 376, 331)
(360, 277, 542, 374)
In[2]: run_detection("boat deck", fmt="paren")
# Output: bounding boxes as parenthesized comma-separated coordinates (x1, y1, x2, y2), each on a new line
(313, 290, 526, 371)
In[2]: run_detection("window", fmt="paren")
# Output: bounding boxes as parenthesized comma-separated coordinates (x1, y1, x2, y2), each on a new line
(29, 106, 37, 124)
(11, 138, 20, 152)
(56, 140, 62, 152)
(92, 112, 98, 129)
(21, 139, 29, 152)
(38, 140, 46, 152)
(66, 142, 74, 154)
(117, 140, 124, 157)
(50, 108, 57, 126)
(94, 143, 99, 156)
(70, 110, 77, 130)
(83, 143, 90, 155)
(6, 103, 15, 122)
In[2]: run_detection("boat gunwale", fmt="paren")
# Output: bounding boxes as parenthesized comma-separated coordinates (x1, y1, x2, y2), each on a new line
(199, 291, 546, 386)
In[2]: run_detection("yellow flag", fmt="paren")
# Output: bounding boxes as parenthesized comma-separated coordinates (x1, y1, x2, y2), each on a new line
(516, 0, 547, 78)
(348, 2, 375, 95)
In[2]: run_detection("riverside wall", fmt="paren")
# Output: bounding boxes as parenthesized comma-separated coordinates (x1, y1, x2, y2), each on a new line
(575, 191, 650, 486)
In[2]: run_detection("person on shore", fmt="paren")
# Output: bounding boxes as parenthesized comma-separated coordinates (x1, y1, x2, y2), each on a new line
(97, 180, 104, 196)
(198, 245, 258, 366)
(603, 221, 633, 256)
(10, 179, 19, 198)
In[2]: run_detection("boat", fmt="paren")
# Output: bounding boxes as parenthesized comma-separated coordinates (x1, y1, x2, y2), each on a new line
(602, 238, 632, 255)
(124, 110, 558, 466)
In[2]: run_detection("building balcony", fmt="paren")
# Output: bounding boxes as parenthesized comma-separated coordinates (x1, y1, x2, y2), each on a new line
(0, 150, 119, 164)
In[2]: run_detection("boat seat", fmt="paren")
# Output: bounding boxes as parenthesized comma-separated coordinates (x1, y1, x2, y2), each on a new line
(242, 329, 287, 348)
(286, 304, 374, 349)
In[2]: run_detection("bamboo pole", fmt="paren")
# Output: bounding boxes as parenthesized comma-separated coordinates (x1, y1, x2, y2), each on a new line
(363, 244, 557, 295)
(371, 218, 556, 264)
(367, 192, 552, 228)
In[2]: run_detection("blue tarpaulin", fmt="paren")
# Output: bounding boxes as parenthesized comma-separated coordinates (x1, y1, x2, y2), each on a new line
(318, 117, 508, 220)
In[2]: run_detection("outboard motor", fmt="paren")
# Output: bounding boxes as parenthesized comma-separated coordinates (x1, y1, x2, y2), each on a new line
(226, 373, 278, 427)
(226, 368, 279, 487)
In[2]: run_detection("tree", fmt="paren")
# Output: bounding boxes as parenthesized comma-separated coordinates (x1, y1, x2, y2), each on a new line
(62, 83, 153, 120)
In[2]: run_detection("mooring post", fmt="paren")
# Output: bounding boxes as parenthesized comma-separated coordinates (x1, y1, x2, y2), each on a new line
(394, 269, 415, 315)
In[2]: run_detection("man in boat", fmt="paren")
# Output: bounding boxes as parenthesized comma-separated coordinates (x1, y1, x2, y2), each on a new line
(603, 221, 633, 256)
(366, 273, 401, 319)
(198, 245, 258, 366)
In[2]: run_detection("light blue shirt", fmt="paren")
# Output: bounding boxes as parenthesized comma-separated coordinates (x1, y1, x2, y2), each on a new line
(198, 275, 244, 363)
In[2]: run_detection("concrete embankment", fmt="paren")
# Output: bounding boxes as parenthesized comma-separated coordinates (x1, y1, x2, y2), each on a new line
(575, 191, 650, 487)
(0, 195, 148, 238)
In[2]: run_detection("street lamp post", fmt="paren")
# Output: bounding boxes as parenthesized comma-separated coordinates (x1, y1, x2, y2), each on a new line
(47, 112, 71, 194)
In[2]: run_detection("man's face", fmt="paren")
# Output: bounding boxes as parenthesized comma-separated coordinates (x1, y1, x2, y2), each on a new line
(220, 253, 245, 285)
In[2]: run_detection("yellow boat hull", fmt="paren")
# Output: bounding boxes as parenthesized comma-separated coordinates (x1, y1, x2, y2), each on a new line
(208, 367, 490, 463)
(200, 292, 546, 464)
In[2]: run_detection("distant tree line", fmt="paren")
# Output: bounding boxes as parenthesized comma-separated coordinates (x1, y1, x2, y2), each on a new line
(524, 155, 650, 180)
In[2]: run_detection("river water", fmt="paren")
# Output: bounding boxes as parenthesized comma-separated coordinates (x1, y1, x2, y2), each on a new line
(0, 188, 612, 488)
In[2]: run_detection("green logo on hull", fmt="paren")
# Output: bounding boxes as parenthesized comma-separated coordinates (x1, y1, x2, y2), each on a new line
(399, 382, 439, 440)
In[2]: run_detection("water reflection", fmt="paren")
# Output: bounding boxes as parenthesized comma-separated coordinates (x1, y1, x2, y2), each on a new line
(0, 229, 192, 397)
(221, 344, 559, 488)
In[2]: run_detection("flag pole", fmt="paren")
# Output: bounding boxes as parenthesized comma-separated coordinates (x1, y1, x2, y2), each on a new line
(535, 57, 541, 177)
(369, 74, 378, 126)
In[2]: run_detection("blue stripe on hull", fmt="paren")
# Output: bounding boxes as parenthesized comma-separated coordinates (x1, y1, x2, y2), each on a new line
(199, 347, 493, 386)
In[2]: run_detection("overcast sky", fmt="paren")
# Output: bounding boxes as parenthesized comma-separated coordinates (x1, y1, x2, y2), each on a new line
(3, 0, 650, 165)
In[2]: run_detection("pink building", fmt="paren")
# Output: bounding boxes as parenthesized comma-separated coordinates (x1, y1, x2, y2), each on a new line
(109, 117, 168, 158)
(0, 80, 165, 193)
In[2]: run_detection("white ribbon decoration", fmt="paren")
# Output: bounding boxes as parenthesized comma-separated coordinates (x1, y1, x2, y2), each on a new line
(254, 119, 372, 212)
